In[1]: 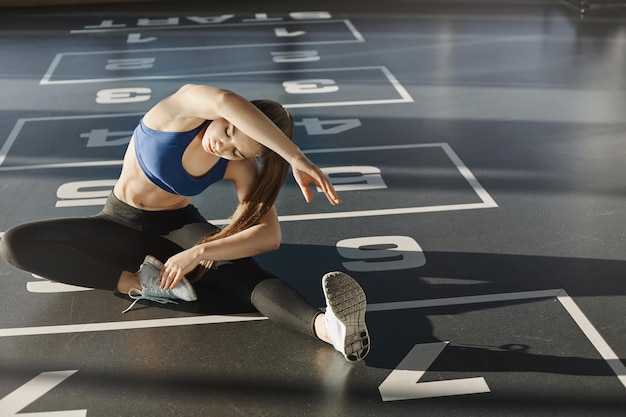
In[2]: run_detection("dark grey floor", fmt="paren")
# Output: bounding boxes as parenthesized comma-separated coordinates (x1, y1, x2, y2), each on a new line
(1, 1, 626, 416)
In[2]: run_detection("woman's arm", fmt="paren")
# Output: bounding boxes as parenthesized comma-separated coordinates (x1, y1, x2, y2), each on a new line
(157, 158, 282, 290)
(159, 207, 281, 290)
(167, 84, 341, 205)
(175, 84, 302, 161)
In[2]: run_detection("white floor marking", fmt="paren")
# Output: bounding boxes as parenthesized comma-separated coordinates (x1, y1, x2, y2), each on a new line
(26, 276, 93, 293)
(366, 289, 561, 312)
(0, 314, 266, 338)
(0, 290, 555, 339)
(0, 160, 123, 171)
(378, 342, 490, 401)
(557, 290, 626, 390)
(69, 18, 364, 35)
(0, 370, 86, 417)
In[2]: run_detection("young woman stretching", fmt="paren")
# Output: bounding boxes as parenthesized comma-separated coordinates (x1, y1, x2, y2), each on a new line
(0, 84, 369, 362)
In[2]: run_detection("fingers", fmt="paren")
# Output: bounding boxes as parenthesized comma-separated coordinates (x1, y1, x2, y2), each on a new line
(312, 172, 341, 206)
(297, 181, 313, 202)
(159, 264, 183, 289)
(319, 179, 341, 206)
(297, 179, 341, 205)
(291, 155, 342, 205)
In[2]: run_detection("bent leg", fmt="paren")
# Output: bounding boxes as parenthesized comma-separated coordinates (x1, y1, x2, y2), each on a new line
(0, 216, 181, 291)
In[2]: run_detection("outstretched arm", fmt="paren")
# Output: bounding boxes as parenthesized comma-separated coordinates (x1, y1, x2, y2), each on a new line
(163, 84, 341, 205)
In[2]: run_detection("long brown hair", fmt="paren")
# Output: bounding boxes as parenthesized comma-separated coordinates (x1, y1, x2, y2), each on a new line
(192, 99, 294, 281)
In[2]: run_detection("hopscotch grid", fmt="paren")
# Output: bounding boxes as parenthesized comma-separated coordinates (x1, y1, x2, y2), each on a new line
(2, 8, 620, 401)
(0, 288, 623, 391)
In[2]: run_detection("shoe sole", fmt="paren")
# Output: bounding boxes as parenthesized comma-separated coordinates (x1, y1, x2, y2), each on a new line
(143, 255, 197, 301)
(144, 255, 164, 269)
(322, 271, 370, 362)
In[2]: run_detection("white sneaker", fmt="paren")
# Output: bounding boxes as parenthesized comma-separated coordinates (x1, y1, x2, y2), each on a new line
(122, 255, 197, 313)
(322, 271, 370, 362)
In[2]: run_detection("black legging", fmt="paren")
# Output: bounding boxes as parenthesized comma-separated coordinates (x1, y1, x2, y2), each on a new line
(0, 193, 320, 338)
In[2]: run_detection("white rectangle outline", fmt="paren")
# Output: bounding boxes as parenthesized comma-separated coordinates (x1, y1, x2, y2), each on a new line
(218, 142, 498, 224)
(0, 121, 496, 223)
(0, 289, 624, 391)
(43, 19, 364, 84)
(41, 61, 412, 111)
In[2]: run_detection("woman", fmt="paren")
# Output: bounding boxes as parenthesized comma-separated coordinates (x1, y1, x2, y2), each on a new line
(0, 84, 369, 362)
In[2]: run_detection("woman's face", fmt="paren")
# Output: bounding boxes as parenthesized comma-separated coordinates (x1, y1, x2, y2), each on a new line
(202, 118, 264, 160)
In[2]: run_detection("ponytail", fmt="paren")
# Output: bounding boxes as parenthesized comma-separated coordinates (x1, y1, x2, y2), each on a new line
(192, 100, 293, 281)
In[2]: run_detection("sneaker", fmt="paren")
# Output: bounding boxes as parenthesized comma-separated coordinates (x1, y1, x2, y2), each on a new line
(122, 255, 197, 313)
(322, 271, 370, 362)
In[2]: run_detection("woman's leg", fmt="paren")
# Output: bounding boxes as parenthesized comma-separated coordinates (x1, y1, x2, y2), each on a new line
(205, 259, 370, 361)
(203, 258, 322, 339)
(0, 216, 182, 291)
(0, 191, 217, 292)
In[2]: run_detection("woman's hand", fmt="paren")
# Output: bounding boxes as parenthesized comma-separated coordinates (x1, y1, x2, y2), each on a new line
(290, 154, 341, 206)
(159, 248, 203, 289)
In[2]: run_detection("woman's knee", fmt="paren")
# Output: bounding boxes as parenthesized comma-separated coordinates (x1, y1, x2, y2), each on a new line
(0, 223, 41, 269)
(0, 224, 26, 266)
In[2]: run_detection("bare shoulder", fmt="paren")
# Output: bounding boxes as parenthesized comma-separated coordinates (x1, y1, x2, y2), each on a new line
(223, 158, 259, 187)
(146, 84, 235, 129)
(143, 84, 207, 130)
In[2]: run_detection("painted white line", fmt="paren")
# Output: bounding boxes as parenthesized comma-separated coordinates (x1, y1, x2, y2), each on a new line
(0, 119, 25, 167)
(285, 98, 412, 108)
(380, 66, 414, 102)
(40, 52, 65, 87)
(557, 290, 626, 390)
(441, 143, 497, 208)
(0, 314, 267, 337)
(379, 342, 490, 401)
(47, 38, 363, 59)
(278, 202, 493, 221)
(0, 290, 556, 338)
(343, 19, 365, 42)
(0, 370, 86, 416)
(70, 18, 363, 34)
(0, 160, 123, 171)
(366, 289, 561, 312)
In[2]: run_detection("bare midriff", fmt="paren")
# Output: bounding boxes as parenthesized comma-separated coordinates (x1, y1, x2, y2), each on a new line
(113, 137, 191, 211)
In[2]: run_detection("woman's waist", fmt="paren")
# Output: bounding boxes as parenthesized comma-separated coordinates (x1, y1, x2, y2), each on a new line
(113, 177, 190, 211)
(99, 192, 205, 232)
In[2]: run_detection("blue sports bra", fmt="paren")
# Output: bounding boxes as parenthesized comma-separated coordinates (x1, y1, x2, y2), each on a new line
(133, 118, 229, 196)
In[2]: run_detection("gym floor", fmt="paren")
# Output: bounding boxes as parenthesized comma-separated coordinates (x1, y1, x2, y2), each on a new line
(1, 0, 625, 416)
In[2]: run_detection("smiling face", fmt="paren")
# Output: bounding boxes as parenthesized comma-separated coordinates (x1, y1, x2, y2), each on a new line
(201, 117, 264, 160)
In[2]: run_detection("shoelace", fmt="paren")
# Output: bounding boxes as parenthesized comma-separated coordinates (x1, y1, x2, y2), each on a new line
(122, 287, 179, 314)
